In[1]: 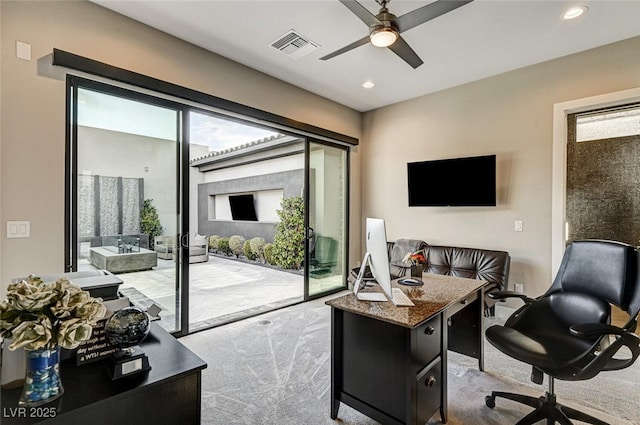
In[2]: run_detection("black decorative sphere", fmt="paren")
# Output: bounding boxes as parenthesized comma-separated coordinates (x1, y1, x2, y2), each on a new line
(105, 306, 151, 349)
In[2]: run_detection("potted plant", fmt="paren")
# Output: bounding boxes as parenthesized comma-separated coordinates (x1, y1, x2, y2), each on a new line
(140, 198, 163, 248)
(403, 249, 427, 278)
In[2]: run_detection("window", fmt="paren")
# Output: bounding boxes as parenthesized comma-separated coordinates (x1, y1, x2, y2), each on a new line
(574, 104, 640, 142)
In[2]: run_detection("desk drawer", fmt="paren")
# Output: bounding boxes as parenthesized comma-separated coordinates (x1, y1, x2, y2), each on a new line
(446, 289, 479, 318)
(415, 315, 441, 367)
(416, 357, 442, 424)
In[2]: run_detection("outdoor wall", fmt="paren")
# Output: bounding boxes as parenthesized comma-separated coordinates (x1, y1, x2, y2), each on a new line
(78, 126, 177, 235)
(361, 36, 640, 301)
(198, 170, 304, 242)
(0, 0, 361, 289)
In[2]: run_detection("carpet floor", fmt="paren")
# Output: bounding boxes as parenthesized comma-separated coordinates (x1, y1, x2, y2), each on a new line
(180, 294, 640, 425)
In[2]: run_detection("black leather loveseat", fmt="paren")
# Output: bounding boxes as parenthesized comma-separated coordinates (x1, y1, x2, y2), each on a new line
(387, 238, 511, 362)
(387, 239, 511, 316)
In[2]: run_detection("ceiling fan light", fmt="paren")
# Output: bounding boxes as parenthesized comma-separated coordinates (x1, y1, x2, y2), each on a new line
(370, 27, 398, 48)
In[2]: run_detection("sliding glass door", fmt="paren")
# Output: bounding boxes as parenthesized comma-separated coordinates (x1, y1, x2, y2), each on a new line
(66, 77, 186, 334)
(66, 78, 350, 335)
(306, 140, 349, 298)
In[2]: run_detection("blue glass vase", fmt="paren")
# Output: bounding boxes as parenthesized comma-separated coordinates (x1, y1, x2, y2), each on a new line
(19, 345, 64, 406)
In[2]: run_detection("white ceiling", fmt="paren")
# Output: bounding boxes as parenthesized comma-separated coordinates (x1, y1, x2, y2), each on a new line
(92, 0, 640, 112)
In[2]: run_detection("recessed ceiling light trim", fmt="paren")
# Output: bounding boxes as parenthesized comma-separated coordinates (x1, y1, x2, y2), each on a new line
(362, 81, 375, 89)
(563, 6, 588, 20)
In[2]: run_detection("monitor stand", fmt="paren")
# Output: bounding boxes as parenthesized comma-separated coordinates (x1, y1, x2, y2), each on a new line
(353, 252, 387, 302)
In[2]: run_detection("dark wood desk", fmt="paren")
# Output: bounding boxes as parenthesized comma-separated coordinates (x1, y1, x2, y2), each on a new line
(1, 323, 207, 425)
(326, 274, 486, 425)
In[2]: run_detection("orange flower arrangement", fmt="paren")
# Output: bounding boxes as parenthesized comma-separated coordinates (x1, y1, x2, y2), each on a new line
(403, 250, 426, 265)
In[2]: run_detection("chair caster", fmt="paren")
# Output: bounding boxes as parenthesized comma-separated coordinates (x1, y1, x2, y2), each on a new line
(485, 395, 496, 408)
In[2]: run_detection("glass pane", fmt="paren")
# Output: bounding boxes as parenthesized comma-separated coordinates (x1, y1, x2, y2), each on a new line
(576, 105, 640, 142)
(76, 87, 181, 333)
(188, 110, 305, 330)
(308, 142, 348, 297)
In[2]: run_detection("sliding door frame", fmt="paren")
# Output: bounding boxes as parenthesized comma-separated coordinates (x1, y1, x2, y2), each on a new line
(58, 49, 357, 334)
(65, 75, 191, 336)
(53, 49, 358, 147)
(303, 138, 350, 301)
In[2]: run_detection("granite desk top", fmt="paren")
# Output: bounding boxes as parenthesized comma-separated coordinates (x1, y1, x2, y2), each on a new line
(325, 273, 487, 328)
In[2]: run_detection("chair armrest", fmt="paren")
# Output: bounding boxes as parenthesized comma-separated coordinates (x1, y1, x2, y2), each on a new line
(487, 290, 536, 305)
(570, 323, 632, 338)
(569, 322, 640, 377)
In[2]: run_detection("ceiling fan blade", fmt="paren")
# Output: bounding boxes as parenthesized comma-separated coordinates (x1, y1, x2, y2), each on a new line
(395, 0, 474, 33)
(319, 36, 370, 61)
(338, 0, 382, 28)
(388, 35, 424, 69)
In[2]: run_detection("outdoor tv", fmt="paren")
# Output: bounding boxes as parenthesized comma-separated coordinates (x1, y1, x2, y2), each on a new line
(229, 194, 258, 221)
(407, 154, 496, 207)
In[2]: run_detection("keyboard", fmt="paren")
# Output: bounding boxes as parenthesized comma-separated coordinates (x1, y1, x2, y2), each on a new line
(357, 292, 387, 302)
(392, 288, 414, 306)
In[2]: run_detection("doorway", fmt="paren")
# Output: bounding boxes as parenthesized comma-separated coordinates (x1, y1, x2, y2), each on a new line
(566, 104, 640, 246)
(551, 87, 640, 272)
(66, 78, 349, 335)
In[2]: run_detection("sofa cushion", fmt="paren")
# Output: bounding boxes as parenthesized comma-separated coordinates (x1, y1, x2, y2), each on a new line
(424, 245, 510, 290)
(189, 246, 206, 256)
(192, 234, 208, 246)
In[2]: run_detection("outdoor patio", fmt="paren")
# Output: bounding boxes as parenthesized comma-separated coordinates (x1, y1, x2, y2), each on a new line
(79, 253, 342, 332)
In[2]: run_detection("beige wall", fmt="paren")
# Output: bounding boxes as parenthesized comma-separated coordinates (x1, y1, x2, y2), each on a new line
(0, 0, 3, 291)
(362, 36, 640, 299)
(2, 1, 639, 305)
(0, 1, 361, 287)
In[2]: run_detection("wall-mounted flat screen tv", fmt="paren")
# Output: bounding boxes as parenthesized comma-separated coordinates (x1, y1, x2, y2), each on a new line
(229, 194, 258, 221)
(407, 154, 496, 207)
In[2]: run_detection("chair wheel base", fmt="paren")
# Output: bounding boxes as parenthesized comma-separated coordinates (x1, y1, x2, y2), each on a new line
(485, 390, 610, 425)
(485, 395, 495, 409)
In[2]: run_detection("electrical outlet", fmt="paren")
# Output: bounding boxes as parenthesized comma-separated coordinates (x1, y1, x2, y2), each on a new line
(514, 283, 524, 294)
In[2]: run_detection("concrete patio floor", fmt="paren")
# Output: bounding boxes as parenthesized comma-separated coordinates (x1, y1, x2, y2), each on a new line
(80, 254, 342, 333)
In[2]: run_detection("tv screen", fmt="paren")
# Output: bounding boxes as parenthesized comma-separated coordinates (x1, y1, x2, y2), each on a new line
(229, 194, 258, 221)
(407, 155, 496, 207)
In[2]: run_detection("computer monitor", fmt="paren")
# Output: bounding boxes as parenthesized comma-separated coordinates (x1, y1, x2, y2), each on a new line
(353, 218, 393, 302)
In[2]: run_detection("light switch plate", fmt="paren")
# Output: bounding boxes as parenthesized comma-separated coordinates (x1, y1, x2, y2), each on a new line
(7, 221, 31, 238)
(16, 41, 31, 61)
(514, 220, 523, 232)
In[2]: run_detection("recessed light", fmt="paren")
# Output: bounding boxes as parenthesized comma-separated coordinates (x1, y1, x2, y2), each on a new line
(563, 6, 588, 20)
(362, 81, 375, 89)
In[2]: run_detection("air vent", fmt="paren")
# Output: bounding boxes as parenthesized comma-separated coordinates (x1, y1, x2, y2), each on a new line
(270, 30, 319, 60)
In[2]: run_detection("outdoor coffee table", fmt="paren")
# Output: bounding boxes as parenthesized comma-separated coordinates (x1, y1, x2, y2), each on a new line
(89, 247, 157, 273)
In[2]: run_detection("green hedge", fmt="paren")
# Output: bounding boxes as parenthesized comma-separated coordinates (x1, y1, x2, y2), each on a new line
(271, 196, 304, 269)
(205, 196, 304, 270)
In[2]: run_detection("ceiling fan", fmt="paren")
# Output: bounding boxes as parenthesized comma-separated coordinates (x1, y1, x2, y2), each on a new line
(320, 0, 474, 69)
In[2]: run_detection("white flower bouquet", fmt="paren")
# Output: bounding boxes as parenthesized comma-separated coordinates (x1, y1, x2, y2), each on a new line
(0, 275, 106, 351)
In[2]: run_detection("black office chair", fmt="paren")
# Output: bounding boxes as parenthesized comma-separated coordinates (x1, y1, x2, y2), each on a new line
(484, 240, 640, 425)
